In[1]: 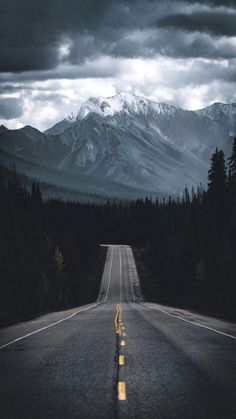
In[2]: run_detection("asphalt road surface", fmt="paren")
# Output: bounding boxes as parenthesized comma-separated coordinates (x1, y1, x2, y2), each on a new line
(0, 245, 236, 419)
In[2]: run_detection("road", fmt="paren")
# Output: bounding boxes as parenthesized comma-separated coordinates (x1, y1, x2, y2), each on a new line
(0, 245, 236, 419)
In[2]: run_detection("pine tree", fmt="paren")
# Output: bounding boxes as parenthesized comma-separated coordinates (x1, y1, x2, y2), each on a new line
(207, 148, 227, 229)
(183, 186, 190, 205)
(53, 245, 66, 306)
(227, 137, 236, 232)
(195, 258, 206, 284)
(31, 182, 42, 203)
(208, 148, 227, 199)
(54, 245, 65, 273)
(228, 137, 236, 188)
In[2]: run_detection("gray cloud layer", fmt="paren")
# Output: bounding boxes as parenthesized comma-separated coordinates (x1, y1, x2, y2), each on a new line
(1, 0, 236, 72)
(158, 12, 236, 36)
(0, 0, 235, 128)
(0, 98, 23, 119)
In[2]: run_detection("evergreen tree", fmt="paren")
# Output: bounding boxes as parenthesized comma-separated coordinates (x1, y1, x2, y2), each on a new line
(183, 186, 190, 206)
(208, 148, 227, 196)
(195, 258, 206, 284)
(31, 182, 42, 203)
(207, 148, 227, 221)
(53, 245, 66, 305)
(54, 245, 65, 273)
(228, 137, 236, 188)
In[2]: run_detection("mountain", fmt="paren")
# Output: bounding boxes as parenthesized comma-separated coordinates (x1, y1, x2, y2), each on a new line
(0, 93, 235, 198)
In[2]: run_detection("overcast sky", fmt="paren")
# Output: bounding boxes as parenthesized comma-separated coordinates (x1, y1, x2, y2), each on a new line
(0, 0, 236, 131)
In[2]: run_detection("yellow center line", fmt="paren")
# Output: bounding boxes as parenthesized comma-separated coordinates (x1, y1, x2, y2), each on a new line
(121, 340, 126, 347)
(123, 332, 126, 336)
(119, 355, 125, 365)
(114, 304, 122, 334)
(118, 382, 126, 401)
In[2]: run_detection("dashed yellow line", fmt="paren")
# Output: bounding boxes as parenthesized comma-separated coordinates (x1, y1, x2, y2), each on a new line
(118, 381, 126, 400)
(114, 301, 127, 401)
(114, 304, 121, 334)
(119, 355, 125, 365)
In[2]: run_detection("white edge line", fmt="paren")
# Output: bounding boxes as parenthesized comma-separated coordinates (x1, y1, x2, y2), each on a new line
(0, 302, 100, 350)
(0, 245, 114, 350)
(126, 246, 136, 303)
(104, 245, 113, 302)
(125, 246, 236, 342)
(140, 302, 236, 341)
(119, 248, 122, 304)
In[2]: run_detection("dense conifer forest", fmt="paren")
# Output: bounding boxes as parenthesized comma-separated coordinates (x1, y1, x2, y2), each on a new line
(0, 167, 107, 324)
(1, 138, 236, 323)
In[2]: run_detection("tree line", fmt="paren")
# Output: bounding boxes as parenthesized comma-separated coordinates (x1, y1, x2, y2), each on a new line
(133, 141, 236, 320)
(1, 137, 236, 322)
(0, 165, 106, 323)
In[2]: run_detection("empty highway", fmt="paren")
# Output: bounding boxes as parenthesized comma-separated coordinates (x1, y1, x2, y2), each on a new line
(0, 245, 236, 419)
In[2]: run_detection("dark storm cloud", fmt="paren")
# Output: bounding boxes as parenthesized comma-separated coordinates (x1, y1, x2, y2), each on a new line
(158, 12, 236, 36)
(1, 0, 236, 73)
(0, 98, 23, 119)
(147, 30, 236, 59)
(0, 59, 121, 84)
(0, 0, 112, 72)
(0, 0, 236, 128)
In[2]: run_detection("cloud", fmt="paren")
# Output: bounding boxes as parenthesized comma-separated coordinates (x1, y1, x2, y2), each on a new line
(1, 55, 236, 130)
(0, 97, 23, 119)
(158, 11, 236, 36)
(0, 0, 112, 72)
(0, 0, 236, 129)
(0, 0, 235, 73)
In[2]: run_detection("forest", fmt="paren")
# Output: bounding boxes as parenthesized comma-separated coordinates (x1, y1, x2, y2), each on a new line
(0, 166, 107, 324)
(0, 137, 236, 323)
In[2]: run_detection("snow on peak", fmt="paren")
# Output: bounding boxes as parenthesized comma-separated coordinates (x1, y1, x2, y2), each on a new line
(196, 102, 236, 128)
(65, 93, 180, 122)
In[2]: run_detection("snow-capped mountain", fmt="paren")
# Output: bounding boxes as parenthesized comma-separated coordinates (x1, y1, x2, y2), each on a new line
(0, 93, 236, 197)
(196, 102, 236, 134)
(45, 93, 181, 136)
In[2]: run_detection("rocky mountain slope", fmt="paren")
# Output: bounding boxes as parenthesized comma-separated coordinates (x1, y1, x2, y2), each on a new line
(0, 93, 235, 197)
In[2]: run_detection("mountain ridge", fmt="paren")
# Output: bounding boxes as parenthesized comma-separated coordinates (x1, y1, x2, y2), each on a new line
(0, 93, 236, 198)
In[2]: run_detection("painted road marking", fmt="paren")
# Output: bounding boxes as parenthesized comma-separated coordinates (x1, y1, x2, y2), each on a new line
(141, 302, 236, 341)
(121, 340, 126, 347)
(123, 332, 126, 336)
(0, 302, 101, 350)
(114, 304, 121, 334)
(119, 249, 122, 302)
(125, 244, 236, 342)
(104, 245, 114, 302)
(119, 355, 125, 365)
(126, 246, 136, 302)
(0, 246, 114, 350)
(118, 382, 126, 400)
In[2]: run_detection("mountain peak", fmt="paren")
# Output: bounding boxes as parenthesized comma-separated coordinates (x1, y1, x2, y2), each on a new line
(0, 124, 8, 132)
(64, 92, 180, 124)
(2, 96, 236, 198)
(196, 102, 236, 128)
